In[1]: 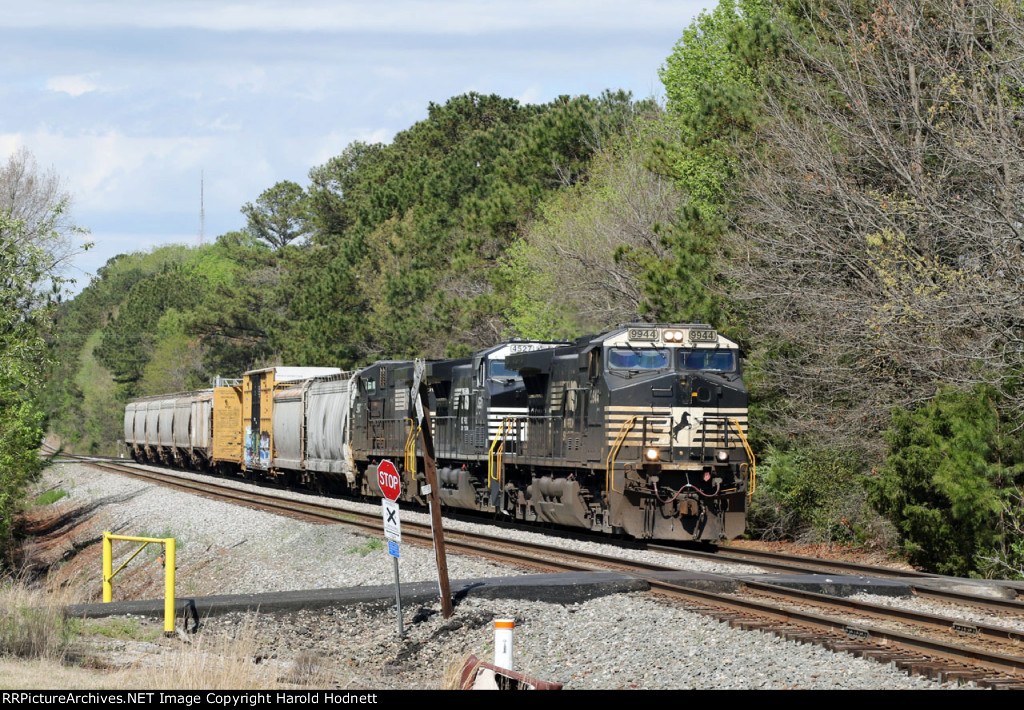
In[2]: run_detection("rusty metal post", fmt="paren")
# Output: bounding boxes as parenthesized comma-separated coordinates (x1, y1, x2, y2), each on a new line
(413, 360, 453, 618)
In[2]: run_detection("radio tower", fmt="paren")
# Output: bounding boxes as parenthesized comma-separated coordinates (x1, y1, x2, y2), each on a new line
(198, 170, 206, 247)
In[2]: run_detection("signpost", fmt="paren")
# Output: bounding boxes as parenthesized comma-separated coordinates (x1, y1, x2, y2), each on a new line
(378, 460, 403, 637)
(378, 459, 401, 501)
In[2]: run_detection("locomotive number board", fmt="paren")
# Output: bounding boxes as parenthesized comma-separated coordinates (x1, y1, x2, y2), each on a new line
(689, 329, 717, 343)
(628, 328, 658, 341)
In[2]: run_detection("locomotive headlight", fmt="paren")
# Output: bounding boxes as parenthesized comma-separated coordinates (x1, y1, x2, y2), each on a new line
(645, 447, 661, 462)
(663, 329, 684, 343)
(716, 449, 730, 463)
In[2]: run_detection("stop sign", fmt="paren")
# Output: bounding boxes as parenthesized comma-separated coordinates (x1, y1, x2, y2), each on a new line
(377, 459, 401, 501)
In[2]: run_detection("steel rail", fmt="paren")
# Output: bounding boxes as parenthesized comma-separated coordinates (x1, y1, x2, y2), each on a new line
(640, 577, 1024, 680)
(89, 459, 1024, 612)
(75, 458, 1024, 683)
(650, 543, 1024, 603)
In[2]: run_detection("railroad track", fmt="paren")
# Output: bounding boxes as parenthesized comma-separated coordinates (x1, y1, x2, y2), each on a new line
(66, 456, 1024, 688)
(650, 543, 1024, 616)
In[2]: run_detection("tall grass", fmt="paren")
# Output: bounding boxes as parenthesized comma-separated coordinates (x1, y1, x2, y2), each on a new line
(0, 583, 78, 661)
(144, 618, 279, 689)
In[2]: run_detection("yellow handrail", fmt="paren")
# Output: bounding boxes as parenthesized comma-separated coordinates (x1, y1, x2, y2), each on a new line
(495, 438, 506, 487)
(487, 418, 512, 484)
(605, 416, 638, 495)
(730, 418, 756, 498)
(404, 418, 421, 475)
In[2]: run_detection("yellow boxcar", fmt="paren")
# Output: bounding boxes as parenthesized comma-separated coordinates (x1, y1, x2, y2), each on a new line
(212, 384, 244, 465)
(235, 367, 342, 472)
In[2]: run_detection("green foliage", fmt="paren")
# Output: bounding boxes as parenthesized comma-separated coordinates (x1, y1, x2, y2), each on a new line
(33, 488, 68, 506)
(43, 246, 192, 453)
(184, 232, 281, 376)
(659, 0, 768, 212)
(280, 91, 649, 367)
(502, 110, 683, 339)
(869, 385, 1024, 576)
(748, 445, 869, 543)
(241, 180, 311, 249)
(634, 205, 728, 328)
(0, 397, 45, 558)
(43, 237, 285, 454)
(94, 265, 208, 395)
(0, 201, 72, 562)
(650, 0, 777, 334)
(346, 538, 383, 556)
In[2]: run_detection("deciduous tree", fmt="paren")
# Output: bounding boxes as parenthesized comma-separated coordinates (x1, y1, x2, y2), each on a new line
(726, 0, 1024, 445)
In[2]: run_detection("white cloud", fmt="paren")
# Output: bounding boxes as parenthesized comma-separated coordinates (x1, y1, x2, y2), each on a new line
(0, 128, 218, 210)
(45, 74, 99, 97)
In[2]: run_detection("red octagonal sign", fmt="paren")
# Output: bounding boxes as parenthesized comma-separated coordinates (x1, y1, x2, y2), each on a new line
(377, 459, 401, 501)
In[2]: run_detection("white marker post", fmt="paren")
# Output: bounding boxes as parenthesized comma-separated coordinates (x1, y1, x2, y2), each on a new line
(494, 618, 515, 671)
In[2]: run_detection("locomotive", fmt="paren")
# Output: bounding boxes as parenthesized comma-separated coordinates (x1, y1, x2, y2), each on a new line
(123, 323, 754, 541)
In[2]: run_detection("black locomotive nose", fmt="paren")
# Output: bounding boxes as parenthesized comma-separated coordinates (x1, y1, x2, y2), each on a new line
(683, 373, 719, 408)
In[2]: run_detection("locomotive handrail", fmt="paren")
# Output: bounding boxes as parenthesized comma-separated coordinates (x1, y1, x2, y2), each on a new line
(691, 414, 735, 462)
(605, 415, 638, 495)
(730, 418, 756, 498)
(404, 418, 421, 475)
(496, 436, 507, 486)
(487, 418, 514, 484)
(430, 414, 455, 458)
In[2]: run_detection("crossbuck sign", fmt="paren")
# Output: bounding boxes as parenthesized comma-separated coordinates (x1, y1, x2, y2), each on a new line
(382, 499, 401, 542)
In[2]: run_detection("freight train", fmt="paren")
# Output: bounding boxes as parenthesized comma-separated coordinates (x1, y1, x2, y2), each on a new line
(123, 324, 754, 541)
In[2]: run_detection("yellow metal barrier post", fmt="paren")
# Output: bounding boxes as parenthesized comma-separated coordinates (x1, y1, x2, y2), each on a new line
(102, 531, 177, 635)
(102, 532, 112, 603)
(164, 537, 176, 636)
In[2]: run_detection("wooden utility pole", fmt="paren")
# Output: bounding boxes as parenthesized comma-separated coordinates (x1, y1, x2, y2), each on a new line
(412, 359, 453, 618)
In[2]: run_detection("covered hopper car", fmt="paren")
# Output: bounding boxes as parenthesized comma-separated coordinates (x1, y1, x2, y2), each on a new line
(124, 324, 754, 541)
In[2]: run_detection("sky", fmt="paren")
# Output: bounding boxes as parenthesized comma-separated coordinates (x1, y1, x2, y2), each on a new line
(0, 1, 710, 294)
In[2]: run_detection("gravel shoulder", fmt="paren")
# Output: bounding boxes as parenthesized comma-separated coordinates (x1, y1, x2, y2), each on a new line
(14, 462, 969, 690)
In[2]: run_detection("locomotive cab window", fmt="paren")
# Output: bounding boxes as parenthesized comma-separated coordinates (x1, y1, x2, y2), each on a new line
(677, 349, 736, 372)
(489, 359, 519, 379)
(607, 347, 669, 371)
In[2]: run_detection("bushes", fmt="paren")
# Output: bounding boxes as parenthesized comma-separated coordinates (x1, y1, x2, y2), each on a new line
(745, 383, 1024, 579)
(868, 385, 1024, 577)
(748, 446, 877, 544)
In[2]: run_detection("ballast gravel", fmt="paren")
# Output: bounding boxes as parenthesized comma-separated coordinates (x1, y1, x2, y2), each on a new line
(36, 462, 969, 690)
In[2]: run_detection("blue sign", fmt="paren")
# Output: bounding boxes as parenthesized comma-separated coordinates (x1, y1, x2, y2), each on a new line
(388, 539, 400, 558)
